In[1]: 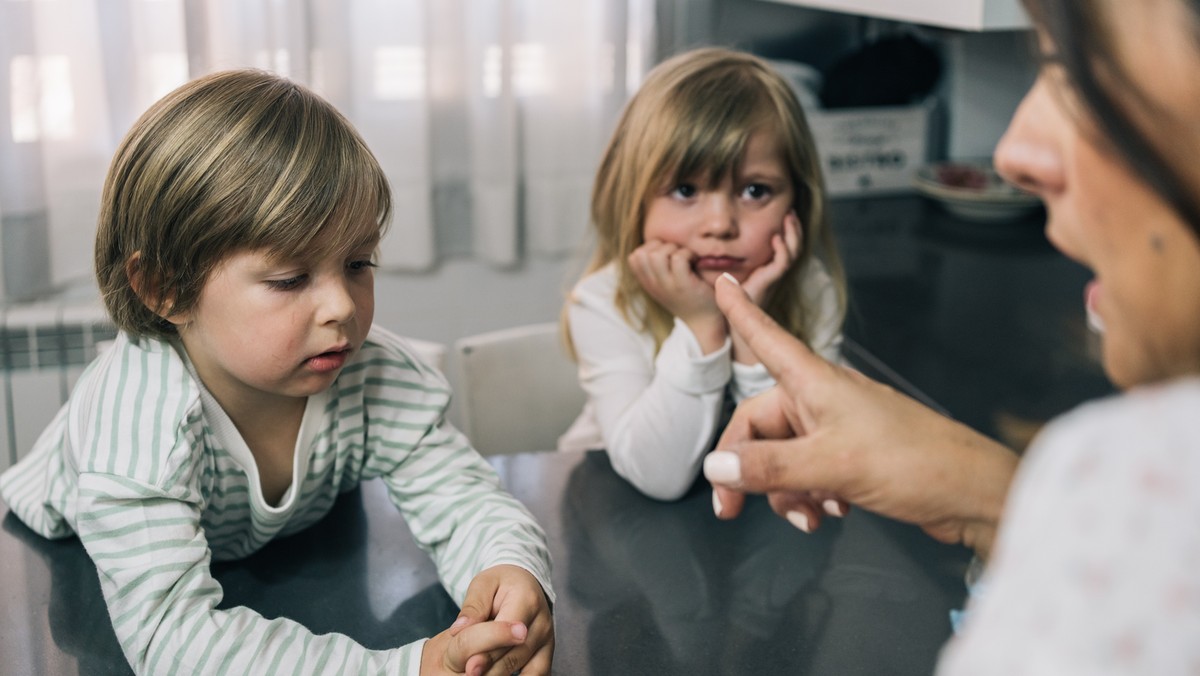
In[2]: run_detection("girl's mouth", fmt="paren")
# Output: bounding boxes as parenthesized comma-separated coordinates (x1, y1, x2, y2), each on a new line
(693, 256, 743, 271)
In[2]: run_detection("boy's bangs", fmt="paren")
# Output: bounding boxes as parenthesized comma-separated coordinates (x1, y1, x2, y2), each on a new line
(255, 112, 391, 263)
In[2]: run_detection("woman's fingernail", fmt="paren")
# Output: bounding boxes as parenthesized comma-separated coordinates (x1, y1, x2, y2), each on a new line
(822, 499, 844, 517)
(786, 510, 812, 533)
(703, 451, 742, 485)
(712, 490, 723, 517)
(719, 272, 740, 286)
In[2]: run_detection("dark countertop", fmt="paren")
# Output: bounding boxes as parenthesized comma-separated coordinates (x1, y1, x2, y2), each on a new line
(2, 449, 971, 676)
(833, 195, 1112, 449)
(0, 194, 1109, 675)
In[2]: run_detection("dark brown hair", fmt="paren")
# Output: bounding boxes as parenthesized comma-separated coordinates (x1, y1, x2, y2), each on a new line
(1021, 0, 1200, 236)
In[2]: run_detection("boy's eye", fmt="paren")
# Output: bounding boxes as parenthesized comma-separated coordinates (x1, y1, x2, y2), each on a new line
(742, 183, 772, 201)
(266, 274, 307, 291)
(347, 259, 378, 274)
(669, 183, 698, 200)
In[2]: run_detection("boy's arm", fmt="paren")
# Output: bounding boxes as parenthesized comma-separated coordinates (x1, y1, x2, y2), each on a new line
(374, 419, 554, 606)
(74, 471, 425, 675)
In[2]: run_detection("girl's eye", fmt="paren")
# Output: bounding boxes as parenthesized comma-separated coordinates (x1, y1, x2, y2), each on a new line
(669, 183, 698, 200)
(347, 259, 378, 274)
(742, 183, 773, 201)
(266, 274, 307, 291)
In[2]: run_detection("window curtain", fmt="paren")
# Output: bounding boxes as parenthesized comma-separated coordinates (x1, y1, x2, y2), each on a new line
(0, 0, 655, 300)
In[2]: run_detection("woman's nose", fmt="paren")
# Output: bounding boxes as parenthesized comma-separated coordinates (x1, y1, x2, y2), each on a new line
(994, 78, 1065, 198)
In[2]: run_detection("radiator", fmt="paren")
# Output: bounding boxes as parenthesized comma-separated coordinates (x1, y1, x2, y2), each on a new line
(0, 299, 116, 472)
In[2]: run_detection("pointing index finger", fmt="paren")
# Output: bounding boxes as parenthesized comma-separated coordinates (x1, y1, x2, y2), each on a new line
(715, 273, 827, 388)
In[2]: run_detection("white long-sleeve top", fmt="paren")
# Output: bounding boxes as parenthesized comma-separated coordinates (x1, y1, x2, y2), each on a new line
(560, 261, 842, 500)
(937, 378, 1200, 675)
(0, 326, 553, 675)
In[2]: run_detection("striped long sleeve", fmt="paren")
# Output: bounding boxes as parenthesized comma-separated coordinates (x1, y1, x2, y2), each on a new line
(0, 326, 553, 675)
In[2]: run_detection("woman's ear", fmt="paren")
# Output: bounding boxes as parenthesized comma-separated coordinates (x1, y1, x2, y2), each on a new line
(126, 252, 188, 326)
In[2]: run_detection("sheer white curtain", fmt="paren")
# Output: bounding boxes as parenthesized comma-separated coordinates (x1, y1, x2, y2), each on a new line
(0, 0, 654, 299)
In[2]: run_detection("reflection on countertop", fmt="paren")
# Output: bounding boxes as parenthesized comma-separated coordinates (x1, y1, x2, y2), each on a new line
(832, 195, 1112, 451)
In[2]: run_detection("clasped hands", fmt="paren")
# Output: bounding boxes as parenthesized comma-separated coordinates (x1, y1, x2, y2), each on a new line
(421, 564, 553, 676)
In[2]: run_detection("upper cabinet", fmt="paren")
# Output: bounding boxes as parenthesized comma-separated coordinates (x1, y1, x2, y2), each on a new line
(756, 0, 1029, 31)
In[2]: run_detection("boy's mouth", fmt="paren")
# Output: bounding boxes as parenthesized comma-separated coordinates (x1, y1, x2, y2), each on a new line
(305, 346, 351, 373)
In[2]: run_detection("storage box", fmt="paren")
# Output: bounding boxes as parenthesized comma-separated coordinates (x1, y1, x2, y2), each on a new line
(807, 100, 935, 196)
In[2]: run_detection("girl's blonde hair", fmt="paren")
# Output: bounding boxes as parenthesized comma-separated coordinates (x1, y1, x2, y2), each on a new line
(95, 69, 391, 338)
(572, 47, 846, 352)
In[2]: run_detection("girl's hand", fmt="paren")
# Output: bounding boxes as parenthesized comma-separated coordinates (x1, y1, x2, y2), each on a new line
(628, 240, 726, 353)
(443, 565, 555, 676)
(731, 212, 802, 363)
(740, 211, 802, 307)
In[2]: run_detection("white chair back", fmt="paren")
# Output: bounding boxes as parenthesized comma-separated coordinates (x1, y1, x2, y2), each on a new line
(453, 323, 584, 455)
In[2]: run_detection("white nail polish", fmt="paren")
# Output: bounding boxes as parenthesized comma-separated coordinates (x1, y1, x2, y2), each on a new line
(786, 511, 811, 533)
(719, 272, 740, 286)
(822, 499, 844, 517)
(703, 451, 742, 485)
(712, 490, 723, 517)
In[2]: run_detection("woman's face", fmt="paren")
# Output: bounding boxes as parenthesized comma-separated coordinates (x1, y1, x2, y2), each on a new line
(994, 0, 1200, 389)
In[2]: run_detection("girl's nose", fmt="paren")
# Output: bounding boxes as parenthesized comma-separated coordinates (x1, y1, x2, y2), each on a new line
(701, 195, 738, 239)
(994, 78, 1065, 198)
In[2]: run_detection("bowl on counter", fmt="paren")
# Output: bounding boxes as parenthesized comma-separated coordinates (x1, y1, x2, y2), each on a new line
(914, 160, 1043, 223)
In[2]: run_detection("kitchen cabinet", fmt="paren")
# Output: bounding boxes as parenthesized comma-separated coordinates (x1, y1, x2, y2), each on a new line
(756, 0, 1028, 31)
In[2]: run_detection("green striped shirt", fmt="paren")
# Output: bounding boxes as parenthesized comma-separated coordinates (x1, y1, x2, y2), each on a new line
(0, 325, 553, 675)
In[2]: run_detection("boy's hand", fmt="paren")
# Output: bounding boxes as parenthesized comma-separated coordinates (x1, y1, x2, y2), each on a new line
(628, 240, 726, 353)
(448, 564, 554, 676)
(420, 618, 528, 675)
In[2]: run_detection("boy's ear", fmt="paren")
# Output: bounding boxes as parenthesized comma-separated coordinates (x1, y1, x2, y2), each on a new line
(126, 252, 188, 326)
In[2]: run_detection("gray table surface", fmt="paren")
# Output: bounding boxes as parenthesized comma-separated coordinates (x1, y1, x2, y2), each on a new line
(1, 447, 970, 676)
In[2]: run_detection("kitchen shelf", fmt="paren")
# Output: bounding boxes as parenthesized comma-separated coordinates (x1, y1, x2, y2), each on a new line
(756, 0, 1029, 31)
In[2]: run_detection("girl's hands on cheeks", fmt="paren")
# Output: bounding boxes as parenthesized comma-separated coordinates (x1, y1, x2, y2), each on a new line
(441, 564, 554, 676)
(628, 240, 726, 353)
(731, 212, 802, 364)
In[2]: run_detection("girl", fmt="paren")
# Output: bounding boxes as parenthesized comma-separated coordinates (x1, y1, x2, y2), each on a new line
(0, 70, 553, 676)
(560, 47, 847, 501)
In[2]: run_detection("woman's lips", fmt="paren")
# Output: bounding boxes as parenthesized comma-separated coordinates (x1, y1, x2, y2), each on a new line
(1085, 280, 1105, 334)
(306, 349, 349, 373)
(693, 256, 743, 271)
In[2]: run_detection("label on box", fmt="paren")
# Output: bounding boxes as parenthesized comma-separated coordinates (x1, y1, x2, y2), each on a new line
(808, 104, 930, 195)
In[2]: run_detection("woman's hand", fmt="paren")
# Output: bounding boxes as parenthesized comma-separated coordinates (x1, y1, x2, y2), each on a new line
(704, 275, 1019, 560)
(628, 240, 726, 353)
(730, 212, 802, 364)
(439, 564, 554, 676)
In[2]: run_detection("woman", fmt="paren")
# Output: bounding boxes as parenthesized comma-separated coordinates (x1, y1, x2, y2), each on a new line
(703, 0, 1200, 671)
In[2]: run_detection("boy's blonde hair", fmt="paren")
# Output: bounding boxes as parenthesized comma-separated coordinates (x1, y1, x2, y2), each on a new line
(95, 69, 391, 338)
(577, 47, 846, 350)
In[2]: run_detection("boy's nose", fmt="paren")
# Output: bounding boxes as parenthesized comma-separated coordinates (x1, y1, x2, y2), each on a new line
(318, 278, 357, 325)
